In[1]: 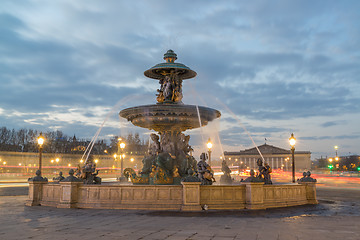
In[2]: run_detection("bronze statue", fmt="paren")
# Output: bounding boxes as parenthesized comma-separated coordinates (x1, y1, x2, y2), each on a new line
(257, 158, 272, 184)
(242, 169, 263, 182)
(141, 133, 161, 174)
(197, 153, 215, 185)
(78, 156, 101, 184)
(298, 171, 317, 183)
(28, 170, 48, 182)
(220, 160, 233, 184)
(53, 171, 65, 182)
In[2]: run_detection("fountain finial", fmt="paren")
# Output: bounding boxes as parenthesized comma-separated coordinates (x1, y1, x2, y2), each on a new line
(163, 49, 177, 63)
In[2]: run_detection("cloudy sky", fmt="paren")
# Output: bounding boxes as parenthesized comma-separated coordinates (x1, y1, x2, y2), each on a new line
(0, 0, 359, 159)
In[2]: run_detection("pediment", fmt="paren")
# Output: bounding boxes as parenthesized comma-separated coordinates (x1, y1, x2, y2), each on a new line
(240, 144, 290, 154)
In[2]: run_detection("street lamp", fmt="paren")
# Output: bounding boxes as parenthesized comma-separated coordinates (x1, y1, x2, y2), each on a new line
(118, 139, 126, 182)
(37, 132, 44, 175)
(289, 133, 296, 183)
(334, 145, 338, 157)
(334, 146, 339, 162)
(207, 138, 213, 166)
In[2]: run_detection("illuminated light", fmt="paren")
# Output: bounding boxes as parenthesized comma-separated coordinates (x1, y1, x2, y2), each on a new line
(130, 158, 134, 162)
(328, 165, 334, 169)
(55, 158, 60, 163)
(329, 158, 333, 162)
(334, 145, 338, 150)
(29, 164, 32, 167)
(206, 138, 212, 150)
(120, 142, 126, 149)
(220, 156, 223, 160)
(122, 154, 125, 158)
(3, 161, 6, 165)
(113, 154, 117, 159)
(289, 133, 296, 147)
(235, 158, 238, 161)
(80, 159, 84, 163)
(51, 159, 54, 163)
(68, 163, 71, 167)
(19, 163, 22, 166)
(112, 165, 115, 169)
(229, 158, 231, 160)
(94, 159, 99, 164)
(357, 167, 360, 171)
(37, 132, 45, 146)
(335, 157, 339, 161)
(104, 150, 108, 153)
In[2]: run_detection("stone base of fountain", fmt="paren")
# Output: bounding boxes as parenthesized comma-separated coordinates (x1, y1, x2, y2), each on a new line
(27, 181, 317, 211)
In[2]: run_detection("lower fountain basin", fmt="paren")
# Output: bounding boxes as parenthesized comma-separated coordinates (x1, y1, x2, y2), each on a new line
(119, 103, 221, 132)
(27, 181, 318, 210)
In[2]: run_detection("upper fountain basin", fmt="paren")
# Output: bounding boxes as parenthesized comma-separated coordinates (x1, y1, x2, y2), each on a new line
(144, 62, 197, 80)
(119, 103, 221, 132)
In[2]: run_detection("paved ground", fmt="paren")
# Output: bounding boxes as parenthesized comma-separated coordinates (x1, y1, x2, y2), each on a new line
(0, 186, 360, 240)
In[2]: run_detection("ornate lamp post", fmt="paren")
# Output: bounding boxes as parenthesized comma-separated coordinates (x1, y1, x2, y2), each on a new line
(289, 133, 296, 183)
(207, 138, 213, 167)
(37, 132, 44, 175)
(118, 138, 127, 182)
(334, 146, 339, 162)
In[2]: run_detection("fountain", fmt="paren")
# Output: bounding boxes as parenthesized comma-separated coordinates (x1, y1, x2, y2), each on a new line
(27, 50, 317, 211)
(120, 50, 220, 185)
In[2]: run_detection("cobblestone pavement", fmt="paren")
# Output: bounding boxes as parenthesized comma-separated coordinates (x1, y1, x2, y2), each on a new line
(0, 187, 359, 240)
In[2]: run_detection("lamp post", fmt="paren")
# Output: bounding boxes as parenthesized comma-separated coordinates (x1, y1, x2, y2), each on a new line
(289, 133, 296, 183)
(37, 132, 44, 175)
(334, 146, 339, 162)
(207, 138, 213, 167)
(334, 145, 338, 157)
(118, 138, 126, 182)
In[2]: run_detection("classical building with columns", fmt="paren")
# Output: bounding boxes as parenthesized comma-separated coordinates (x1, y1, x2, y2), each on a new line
(224, 143, 311, 171)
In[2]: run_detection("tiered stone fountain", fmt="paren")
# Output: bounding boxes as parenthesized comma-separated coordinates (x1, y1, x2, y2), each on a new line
(27, 50, 317, 211)
(120, 50, 221, 185)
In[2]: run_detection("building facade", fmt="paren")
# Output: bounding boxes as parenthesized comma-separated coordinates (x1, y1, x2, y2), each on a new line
(224, 144, 311, 171)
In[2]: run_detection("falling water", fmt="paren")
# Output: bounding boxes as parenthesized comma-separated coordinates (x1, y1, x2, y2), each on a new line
(188, 81, 225, 158)
(213, 98, 266, 163)
(188, 81, 265, 163)
(82, 94, 144, 164)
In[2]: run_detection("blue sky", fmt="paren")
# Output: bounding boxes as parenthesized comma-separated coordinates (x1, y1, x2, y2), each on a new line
(0, 0, 359, 159)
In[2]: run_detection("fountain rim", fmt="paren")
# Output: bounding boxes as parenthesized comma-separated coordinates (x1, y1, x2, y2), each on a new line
(120, 103, 221, 117)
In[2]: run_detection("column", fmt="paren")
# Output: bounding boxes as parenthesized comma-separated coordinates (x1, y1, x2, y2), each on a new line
(181, 182, 202, 211)
(242, 182, 265, 209)
(26, 181, 48, 206)
(58, 181, 83, 208)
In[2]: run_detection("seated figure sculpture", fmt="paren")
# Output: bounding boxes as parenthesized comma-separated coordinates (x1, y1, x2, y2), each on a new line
(298, 171, 317, 183)
(141, 133, 160, 174)
(79, 156, 101, 184)
(53, 171, 65, 182)
(220, 160, 233, 184)
(257, 158, 272, 184)
(242, 169, 263, 182)
(197, 153, 215, 185)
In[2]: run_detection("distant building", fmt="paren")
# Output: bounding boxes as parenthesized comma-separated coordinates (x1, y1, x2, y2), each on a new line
(224, 143, 311, 171)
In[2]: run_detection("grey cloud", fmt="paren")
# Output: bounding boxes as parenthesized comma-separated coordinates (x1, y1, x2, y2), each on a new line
(302, 134, 360, 141)
(321, 121, 347, 128)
